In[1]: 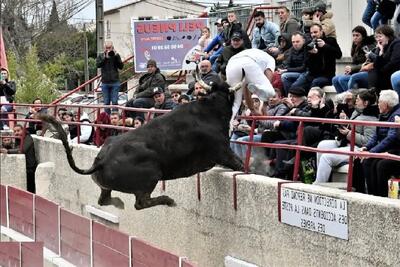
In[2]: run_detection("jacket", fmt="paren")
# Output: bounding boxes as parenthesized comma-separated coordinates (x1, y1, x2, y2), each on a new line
(0, 80, 16, 103)
(259, 103, 289, 131)
(135, 68, 166, 99)
(216, 45, 245, 75)
(371, 38, 400, 90)
(280, 16, 299, 37)
(307, 36, 342, 78)
(366, 104, 400, 153)
(252, 21, 280, 49)
(9, 134, 37, 170)
(225, 22, 252, 49)
(282, 46, 308, 73)
(348, 105, 379, 147)
(96, 52, 124, 84)
(70, 113, 94, 145)
(350, 36, 376, 73)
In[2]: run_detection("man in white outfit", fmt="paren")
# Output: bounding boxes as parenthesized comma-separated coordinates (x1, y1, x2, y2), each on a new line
(226, 48, 276, 121)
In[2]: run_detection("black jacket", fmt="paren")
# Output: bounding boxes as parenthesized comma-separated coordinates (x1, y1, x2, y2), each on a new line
(371, 38, 400, 90)
(0, 80, 16, 103)
(96, 53, 124, 84)
(216, 45, 246, 75)
(307, 36, 342, 78)
(9, 134, 37, 171)
(282, 46, 308, 73)
(135, 69, 166, 99)
(225, 22, 252, 49)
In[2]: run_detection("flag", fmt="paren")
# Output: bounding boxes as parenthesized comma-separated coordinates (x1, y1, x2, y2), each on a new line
(0, 28, 8, 71)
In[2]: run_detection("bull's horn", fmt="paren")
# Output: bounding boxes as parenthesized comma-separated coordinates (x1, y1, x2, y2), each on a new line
(228, 68, 245, 92)
(195, 65, 212, 91)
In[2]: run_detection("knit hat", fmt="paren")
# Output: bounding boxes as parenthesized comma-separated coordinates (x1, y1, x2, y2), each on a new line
(314, 2, 327, 14)
(147, 59, 157, 68)
(288, 87, 307, 97)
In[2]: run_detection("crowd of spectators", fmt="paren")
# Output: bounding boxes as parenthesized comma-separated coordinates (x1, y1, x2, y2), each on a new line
(5, 1, 400, 199)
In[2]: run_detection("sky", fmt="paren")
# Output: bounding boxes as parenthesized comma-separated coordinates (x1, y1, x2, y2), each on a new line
(72, 0, 266, 22)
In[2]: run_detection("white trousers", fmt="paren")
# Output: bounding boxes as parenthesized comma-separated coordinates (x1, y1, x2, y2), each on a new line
(315, 140, 360, 183)
(226, 56, 275, 121)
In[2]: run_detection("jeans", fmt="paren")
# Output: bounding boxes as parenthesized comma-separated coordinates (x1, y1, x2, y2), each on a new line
(291, 72, 311, 91)
(391, 70, 400, 96)
(311, 76, 331, 88)
(362, 0, 377, 28)
(332, 75, 351, 93)
(281, 72, 301, 95)
(232, 134, 262, 159)
(348, 71, 369, 89)
(101, 82, 120, 114)
(125, 97, 155, 119)
(371, 11, 388, 30)
(0, 104, 13, 130)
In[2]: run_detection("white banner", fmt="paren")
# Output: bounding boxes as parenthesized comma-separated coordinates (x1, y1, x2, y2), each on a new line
(280, 187, 348, 240)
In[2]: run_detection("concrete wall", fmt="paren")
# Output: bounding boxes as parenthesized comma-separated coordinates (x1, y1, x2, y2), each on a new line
(31, 136, 400, 267)
(0, 154, 26, 189)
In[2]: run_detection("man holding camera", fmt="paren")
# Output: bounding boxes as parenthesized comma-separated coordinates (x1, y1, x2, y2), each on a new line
(0, 68, 16, 130)
(96, 40, 124, 114)
(290, 23, 342, 91)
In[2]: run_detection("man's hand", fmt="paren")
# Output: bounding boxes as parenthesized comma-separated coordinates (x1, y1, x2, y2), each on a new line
(309, 47, 318, 54)
(268, 47, 279, 54)
(273, 121, 280, 129)
(288, 108, 297, 115)
(0, 148, 7, 154)
(282, 97, 293, 109)
(277, 68, 287, 74)
(313, 12, 321, 22)
(316, 39, 325, 48)
(360, 62, 373, 72)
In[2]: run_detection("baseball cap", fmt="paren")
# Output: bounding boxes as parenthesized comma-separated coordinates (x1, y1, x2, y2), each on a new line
(214, 19, 222, 25)
(152, 87, 164, 96)
(231, 31, 243, 40)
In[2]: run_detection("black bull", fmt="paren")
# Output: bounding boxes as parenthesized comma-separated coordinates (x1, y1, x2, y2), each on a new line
(40, 82, 244, 210)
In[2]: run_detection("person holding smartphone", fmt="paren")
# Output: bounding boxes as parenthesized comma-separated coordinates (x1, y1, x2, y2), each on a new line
(0, 68, 16, 130)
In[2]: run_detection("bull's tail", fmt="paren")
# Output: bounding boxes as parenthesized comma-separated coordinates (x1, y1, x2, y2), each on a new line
(38, 114, 98, 175)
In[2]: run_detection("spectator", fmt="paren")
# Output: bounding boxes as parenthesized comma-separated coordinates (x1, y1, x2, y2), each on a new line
(192, 82, 207, 101)
(251, 11, 280, 53)
(371, 0, 396, 30)
(300, 7, 314, 41)
(26, 98, 47, 135)
(170, 91, 181, 104)
(57, 108, 67, 121)
(353, 90, 400, 195)
(178, 94, 190, 104)
(274, 34, 293, 68)
(278, 6, 299, 37)
(312, 2, 337, 38)
(216, 31, 246, 77)
(362, 0, 378, 29)
(197, 27, 212, 51)
(332, 26, 375, 93)
(225, 11, 251, 48)
(152, 87, 176, 117)
(0, 124, 38, 193)
(134, 116, 144, 128)
(62, 111, 76, 140)
(188, 60, 221, 95)
(109, 112, 123, 136)
(94, 112, 111, 147)
(315, 89, 378, 183)
(204, 17, 229, 70)
(226, 48, 276, 122)
(70, 112, 94, 145)
(0, 131, 14, 150)
(0, 68, 16, 130)
(96, 40, 124, 114)
(368, 25, 400, 93)
(291, 23, 342, 91)
(279, 32, 308, 95)
(126, 59, 166, 119)
(233, 90, 289, 160)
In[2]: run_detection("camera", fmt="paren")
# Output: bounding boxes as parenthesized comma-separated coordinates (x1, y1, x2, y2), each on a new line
(306, 39, 317, 51)
(108, 50, 115, 57)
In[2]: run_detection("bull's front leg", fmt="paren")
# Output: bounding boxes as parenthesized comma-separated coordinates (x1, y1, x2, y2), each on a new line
(216, 149, 245, 172)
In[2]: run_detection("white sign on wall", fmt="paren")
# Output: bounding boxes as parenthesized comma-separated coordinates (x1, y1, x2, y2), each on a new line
(279, 187, 348, 240)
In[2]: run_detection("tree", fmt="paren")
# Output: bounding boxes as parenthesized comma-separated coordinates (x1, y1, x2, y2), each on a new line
(15, 46, 59, 103)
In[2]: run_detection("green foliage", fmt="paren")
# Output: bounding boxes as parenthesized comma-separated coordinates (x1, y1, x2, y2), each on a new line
(15, 46, 59, 103)
(6, 51, 17, 80)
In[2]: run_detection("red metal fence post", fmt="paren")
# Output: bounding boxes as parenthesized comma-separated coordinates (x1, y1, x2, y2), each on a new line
(292, 121, 304, 181)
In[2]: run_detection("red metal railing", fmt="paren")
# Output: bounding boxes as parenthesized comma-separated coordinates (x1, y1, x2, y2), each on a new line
(3, 103, 400, 196)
